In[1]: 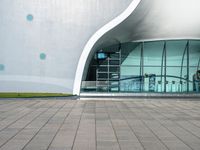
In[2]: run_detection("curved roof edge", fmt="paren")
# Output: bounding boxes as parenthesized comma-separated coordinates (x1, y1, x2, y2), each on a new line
(73, 0, 141, 95)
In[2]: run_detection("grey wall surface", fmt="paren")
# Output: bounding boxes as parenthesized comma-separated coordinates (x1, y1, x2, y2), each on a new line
(0, 0, 132, 93)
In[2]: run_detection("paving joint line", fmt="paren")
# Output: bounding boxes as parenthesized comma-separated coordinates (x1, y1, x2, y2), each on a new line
(0, 101, 33, 121)
(71, 102, 86, 150)
(114, 101, 145, 150)
(146, 101, 195, 150)
(21, 101, 67, 150)
(46, 101, 77, 150)
(105, 101, 125, 150)
(0, 100, 51, 148)
(0, 101, 40, 132)
(150, 101, 200, 140)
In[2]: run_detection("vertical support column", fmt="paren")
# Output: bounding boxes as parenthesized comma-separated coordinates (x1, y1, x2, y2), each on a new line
(161, 41, 167, 92)
(140, 42, 144, 91)
(164, 41, 167, 93)
(187, 40, 190, 92)
(119, 44, 122, 92)
(161, 43, 164, 92)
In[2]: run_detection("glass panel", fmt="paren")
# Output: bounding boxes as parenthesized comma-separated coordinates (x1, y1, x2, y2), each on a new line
(190, 40, 200, 92)
(121, 43, 141, 66)
(143, 67, 161, 92)
(166, 40, 187, 92)
(120, 66, 140, 92)
(120, 43, 141, 92)
(143, 41, 163, 92)
(82, 40, 200, 94)
(144, 41, 163, 66)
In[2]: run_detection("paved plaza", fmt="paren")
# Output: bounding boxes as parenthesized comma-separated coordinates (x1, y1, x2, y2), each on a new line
(0, 99, 200, 150)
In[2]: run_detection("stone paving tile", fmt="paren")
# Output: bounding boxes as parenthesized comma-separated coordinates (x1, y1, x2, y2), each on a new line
(146, 101, 200, 150)
(0, 99, 200, 150)
(105, 101, 143, 150)
(72, 102, 96, 150)
(22, 101, 70, 150)
(0, 101, 26, 116)
(0, 101, 57, 150)
(0, 101, 39, 132)
(48, 101, 84, 150)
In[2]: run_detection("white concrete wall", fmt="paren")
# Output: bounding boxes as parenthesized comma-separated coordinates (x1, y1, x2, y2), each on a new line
(0, 0, 132, 93)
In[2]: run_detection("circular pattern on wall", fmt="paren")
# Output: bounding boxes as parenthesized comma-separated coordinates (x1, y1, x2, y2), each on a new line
(0, 64, 5, 71)
(27, 14, 34, 21)
(40, 53, 46, 60)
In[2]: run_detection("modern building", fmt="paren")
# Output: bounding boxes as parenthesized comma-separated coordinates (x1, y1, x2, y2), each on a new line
(0, 0, 200, 96)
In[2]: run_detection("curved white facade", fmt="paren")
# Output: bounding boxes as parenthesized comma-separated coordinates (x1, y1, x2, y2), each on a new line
(0, 0, 132, 93)
(1, 0, 200, 95)
(73, 0, 141, 95)
(75, 0, 200, 95)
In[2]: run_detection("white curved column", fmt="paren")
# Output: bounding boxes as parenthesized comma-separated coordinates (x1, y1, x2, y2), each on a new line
(73, 0, 141, 95)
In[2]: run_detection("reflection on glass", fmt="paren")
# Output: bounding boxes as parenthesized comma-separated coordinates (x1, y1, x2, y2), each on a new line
(82, 40, 200, 93)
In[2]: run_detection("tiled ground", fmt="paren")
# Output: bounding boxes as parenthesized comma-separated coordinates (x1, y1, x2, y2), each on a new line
(0, 99, 200, 150)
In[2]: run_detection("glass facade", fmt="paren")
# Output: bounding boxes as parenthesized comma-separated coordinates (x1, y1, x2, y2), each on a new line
(81, 40, 200, 93)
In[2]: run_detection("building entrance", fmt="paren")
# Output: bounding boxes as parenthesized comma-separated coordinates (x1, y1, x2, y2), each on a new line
(81, 40, 200, 94)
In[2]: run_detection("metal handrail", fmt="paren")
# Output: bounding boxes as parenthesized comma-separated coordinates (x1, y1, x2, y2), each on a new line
(120, 75, 193, 83)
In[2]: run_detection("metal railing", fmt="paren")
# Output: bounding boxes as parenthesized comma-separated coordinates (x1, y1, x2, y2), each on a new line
(81, 80, 200, 93)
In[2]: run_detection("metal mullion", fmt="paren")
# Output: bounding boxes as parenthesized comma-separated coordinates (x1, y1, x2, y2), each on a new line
(140, 42, 144, 91)
(119, 44, 122, 92)
(187, 40, 190, 92)
(161, 42, 165, 92)
(164, 41, 167, 93)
